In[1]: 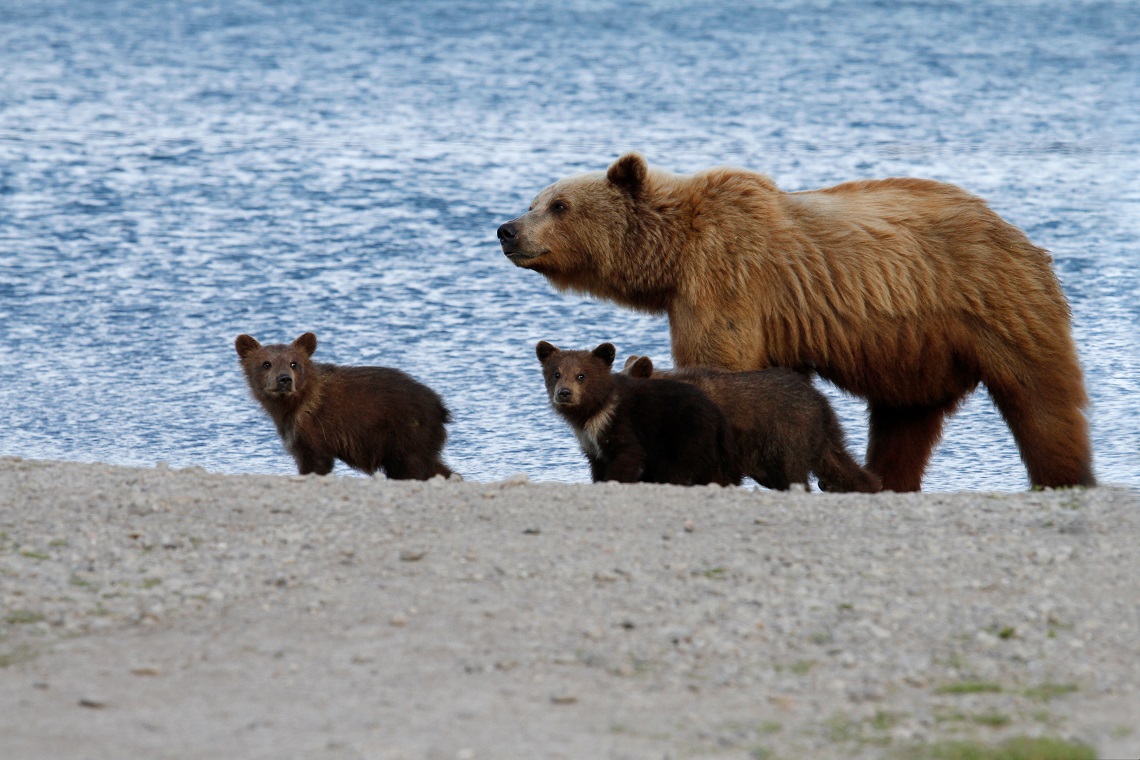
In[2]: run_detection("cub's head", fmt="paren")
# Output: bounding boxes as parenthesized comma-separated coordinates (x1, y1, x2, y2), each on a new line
(620, 354, 654, 378)
(535, 341, 617, 416)
(235, 332, 318, 400)
(498, 154, 652, 299)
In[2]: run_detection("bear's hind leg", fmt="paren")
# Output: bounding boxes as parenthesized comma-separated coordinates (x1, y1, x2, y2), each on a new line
(986, 377, 1096, 489)
(867, 400, 958, 492)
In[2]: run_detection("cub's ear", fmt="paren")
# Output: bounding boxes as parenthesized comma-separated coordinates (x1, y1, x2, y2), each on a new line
(592, 342, 616, 367)
(293, 332, 318, 357)
(621, 355, 641, 372)
(628, 356, 654, 378)
(606, 153, 648, 198)
(536, 341, 559, 363)
(235, 334, 261, 358)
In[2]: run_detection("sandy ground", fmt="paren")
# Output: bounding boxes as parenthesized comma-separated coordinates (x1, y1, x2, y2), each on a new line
(0, 457, 1137, 759)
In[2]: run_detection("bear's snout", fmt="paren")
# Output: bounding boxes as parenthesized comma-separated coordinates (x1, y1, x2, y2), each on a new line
(554, 386, 573, 404)
(497, 221, 522, 257)
(276, 373, 294, 391)
(497, 221, 518, 243)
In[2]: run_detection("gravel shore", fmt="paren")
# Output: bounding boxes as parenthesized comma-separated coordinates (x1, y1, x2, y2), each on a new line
(1, 457, 1137, 759)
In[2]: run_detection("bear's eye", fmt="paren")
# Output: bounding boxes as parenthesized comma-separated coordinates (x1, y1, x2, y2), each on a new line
(290, 362, 298, 369)
(577, 373, 585, 381)
(262, 361, 271, 369)
(550, 200, 568, 213)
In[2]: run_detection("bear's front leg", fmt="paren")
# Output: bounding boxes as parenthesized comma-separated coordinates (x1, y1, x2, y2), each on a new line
(600, 447, 646, 483)
(292, 445, 335, 476)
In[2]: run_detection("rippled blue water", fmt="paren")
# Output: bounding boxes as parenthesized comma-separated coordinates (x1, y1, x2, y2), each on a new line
(1, 0, 1136, 490)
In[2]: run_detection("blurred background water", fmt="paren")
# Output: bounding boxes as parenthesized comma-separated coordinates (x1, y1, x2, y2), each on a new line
(0, 0, 1136, 490)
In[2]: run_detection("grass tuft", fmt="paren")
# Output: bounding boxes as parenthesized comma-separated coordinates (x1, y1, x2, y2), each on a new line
(899, 736, 1095, 760)
(934, 681, 1003, 695)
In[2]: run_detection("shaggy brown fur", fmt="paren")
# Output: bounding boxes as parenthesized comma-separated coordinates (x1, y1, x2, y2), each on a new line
(622, 355, 880, 493)
(537, 341, 740, 487)
(500, 153, 1095, 491)
(235, 332, 453, 479)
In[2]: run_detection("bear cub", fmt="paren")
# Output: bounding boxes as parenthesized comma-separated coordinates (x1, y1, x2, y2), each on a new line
(537, 341, 740, 487)
(623, 356, 880, 493)
(235, 332, 453, 479)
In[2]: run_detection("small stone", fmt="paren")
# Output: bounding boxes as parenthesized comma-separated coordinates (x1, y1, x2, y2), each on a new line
(683, 519, 695, 533)
(79, 697, 106, 709)
(499, 473, 529, 488)
(550, 694, 577, 705)
(391, 613, 407, 627)
(399, 549, 426, 562)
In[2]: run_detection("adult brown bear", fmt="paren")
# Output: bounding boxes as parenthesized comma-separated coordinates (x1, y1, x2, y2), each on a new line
(498, 153, 1095, 491)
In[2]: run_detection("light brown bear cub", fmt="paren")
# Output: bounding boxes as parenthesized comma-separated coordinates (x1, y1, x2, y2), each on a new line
(499, 153, 1094, 491)
(538, 341, 740, 487)
(623, 355, 880, 493)
(235, 332, 453, 479)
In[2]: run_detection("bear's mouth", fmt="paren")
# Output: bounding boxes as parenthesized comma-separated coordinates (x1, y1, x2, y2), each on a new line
(502, 246, 549, 265)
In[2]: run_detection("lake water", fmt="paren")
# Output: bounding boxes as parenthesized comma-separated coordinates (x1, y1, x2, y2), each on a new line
(1, 0, 1137, 491)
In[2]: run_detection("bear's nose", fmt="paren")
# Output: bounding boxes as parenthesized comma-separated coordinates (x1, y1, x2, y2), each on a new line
(556, 388, 572, 403)
(497, 222, 518, 242)
(276, 374, 293, 389)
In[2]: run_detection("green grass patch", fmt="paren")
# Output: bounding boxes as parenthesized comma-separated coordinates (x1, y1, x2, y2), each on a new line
(790, 659, 816, 675)
(935, 680, 1003, 695)
(898, 736, 1095, 760)
(18, 550, 49, 561)
(4, 609, 45, 625)
(872, 711, 904, 731)
(1024, 682, 1078, 702)
(0, 643, 39, 668)
(971, 712, 1011, 728)
(141, 577, 162, 589)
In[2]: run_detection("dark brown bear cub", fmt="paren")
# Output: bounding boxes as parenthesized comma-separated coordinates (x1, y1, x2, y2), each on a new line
(624, 356, 880, 493)
(235, 332, 453, 479)
(537, 341, 740, 487)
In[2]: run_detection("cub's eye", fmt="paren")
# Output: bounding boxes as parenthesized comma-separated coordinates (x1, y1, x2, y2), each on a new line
(551, 200, 568, 213)
(290, 362, 298, 369)
(577, 373, 585, 381)
(262, 361, 271, 369)
(553, 371, 560, 379)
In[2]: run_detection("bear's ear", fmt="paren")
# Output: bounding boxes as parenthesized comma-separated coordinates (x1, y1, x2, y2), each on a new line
(536, 341, 559, 363)
(629, 356, 654, 378)
(592, 342, 616, 367)
(235, 334, 261, 358)
(606, 153, 648, 198)
(293, 332, 318, 357)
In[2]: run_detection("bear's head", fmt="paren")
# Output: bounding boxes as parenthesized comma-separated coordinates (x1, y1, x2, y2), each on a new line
(499, 154, 670, 311)
(536, 341, 617, 420)
(235, 332, 318, 401)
